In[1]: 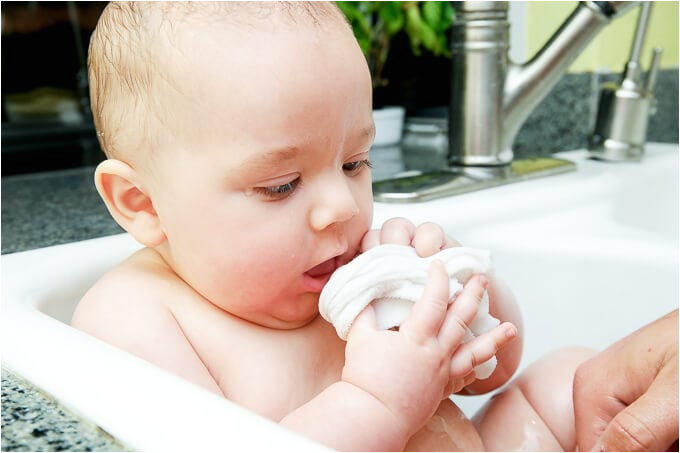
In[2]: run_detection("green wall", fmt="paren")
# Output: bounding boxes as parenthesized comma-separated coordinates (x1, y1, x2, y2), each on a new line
(526, 1, 679, 73)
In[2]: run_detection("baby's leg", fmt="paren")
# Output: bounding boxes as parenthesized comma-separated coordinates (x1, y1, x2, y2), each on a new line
(405, 399, 484, 451)
(472, 347, 596, 451)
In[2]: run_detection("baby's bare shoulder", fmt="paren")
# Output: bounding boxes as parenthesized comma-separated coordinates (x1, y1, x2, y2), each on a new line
(71, 247, 189, 345)
(71, 247, 228, 394)
(75, 248, 172, 307)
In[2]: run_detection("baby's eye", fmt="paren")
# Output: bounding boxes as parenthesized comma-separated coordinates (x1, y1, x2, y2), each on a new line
(343, 159, 372, 175)
(252, 178, 300, 201)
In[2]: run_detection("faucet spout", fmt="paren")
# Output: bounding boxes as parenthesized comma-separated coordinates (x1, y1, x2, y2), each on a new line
(371, 1, 643, 203)
(449, 1, 639, 167)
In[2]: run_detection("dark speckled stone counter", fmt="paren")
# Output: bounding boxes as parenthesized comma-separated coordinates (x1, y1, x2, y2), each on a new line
(1, 166, 123, 255)
(1, 372, 125, 452)
(1, 69, 677, 452)
(1, 166, 126, 452)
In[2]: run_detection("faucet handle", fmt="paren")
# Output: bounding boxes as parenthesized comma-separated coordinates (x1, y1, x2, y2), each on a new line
(645, 46, 662, 93)
(588, 47, 662, 160)
(645, 46, 662, 117)
(587, 2, 660, 161)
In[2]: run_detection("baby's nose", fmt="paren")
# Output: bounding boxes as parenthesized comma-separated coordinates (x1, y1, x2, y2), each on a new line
(309, 179, 360, 231)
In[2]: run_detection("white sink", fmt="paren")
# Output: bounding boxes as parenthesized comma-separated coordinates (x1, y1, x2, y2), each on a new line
(2, 142, 677, 449)
(374, 143, 678, 415)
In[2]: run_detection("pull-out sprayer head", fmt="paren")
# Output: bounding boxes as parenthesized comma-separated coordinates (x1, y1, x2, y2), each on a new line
(588, 2, 661, 161)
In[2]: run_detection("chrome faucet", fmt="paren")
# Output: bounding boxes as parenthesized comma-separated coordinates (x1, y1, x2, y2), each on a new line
(588, 2, 661, 161)
(448, 1, 639, 167)
(374, 1, 640, 202)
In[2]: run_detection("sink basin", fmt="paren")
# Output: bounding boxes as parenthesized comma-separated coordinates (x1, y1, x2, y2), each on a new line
(374, 142, 678, 415)
(2, 142, 677, 449)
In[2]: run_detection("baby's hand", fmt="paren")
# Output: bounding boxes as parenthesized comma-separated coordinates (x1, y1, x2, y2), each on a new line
(341, 261, 513, 439)
(443, 275, 517, 395)
(361, 217, 460, 257)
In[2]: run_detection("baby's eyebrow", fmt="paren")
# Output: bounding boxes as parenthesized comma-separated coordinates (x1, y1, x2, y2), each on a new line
(236, 124, 375, 173)
(362, 124, 376, 142)
(237, 147, 300, 173)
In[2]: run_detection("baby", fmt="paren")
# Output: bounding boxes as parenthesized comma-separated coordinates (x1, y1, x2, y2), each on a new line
(73, 2, 593, 450)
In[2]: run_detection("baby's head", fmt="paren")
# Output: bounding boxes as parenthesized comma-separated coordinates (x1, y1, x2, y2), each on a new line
(89, 2, 354, 166)
(90, 2, 375, 329)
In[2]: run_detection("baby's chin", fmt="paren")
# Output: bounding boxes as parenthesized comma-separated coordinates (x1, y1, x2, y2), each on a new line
(268, 312, 321, 331)
(257, 294, 322, 331)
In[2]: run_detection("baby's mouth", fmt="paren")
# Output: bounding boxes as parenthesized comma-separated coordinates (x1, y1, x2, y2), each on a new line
(303, 257, 339, 293)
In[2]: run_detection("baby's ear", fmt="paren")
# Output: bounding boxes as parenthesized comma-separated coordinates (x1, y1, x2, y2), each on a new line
(94, 159, 166, 247)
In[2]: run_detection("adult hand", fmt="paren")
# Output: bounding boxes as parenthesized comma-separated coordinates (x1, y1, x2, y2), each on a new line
(574, 309, 679, 451)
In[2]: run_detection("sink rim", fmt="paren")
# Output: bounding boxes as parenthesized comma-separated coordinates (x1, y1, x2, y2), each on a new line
(2, 142, 677, 450)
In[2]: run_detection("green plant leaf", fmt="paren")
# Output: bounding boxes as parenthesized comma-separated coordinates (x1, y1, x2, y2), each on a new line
(377, 1, 404, 37)
(336, 1, 373, 57)
(420, 23, 438, 53)
(336, 0, 454, 83)
(421, 1, 442, 29)
(441, 2, 455, 31)
(404, 4, 423, 55)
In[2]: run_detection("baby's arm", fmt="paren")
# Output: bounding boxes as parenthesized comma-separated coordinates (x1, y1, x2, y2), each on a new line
(282, 261, 511, 451)
(71, 267, 224, 397)
(362, 217, 523, 394)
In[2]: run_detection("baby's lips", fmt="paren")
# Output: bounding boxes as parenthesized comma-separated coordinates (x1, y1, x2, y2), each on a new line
(303, 258, 339, 293)
(306, 257, 338, 277)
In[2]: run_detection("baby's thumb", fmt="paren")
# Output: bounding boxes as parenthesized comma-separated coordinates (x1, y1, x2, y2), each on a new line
(347, 304, 377, 339)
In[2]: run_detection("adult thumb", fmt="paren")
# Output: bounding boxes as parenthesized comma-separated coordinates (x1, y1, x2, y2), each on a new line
(595, 379, 678, 452)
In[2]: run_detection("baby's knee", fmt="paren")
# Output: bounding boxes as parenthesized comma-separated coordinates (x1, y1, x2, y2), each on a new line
(517, 347, 596, 448)
(405, 399, 484, 451)
(473, 347, 596, 451)
(526, 346, 597, 379)
(516, 346, 596, 407)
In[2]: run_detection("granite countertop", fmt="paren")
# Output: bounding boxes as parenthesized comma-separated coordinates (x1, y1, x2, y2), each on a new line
(1, 166, 127, 452)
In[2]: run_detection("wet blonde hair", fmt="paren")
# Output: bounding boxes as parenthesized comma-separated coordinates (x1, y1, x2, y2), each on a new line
(88, 1, 347, 164)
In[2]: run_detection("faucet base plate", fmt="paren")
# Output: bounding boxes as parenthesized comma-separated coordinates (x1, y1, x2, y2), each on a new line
(373, 157, 577, 203)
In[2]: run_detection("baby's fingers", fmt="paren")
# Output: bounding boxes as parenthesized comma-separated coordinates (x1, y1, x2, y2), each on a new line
(379, 217, 416, 246)
(400, 260, 450, 341)
(444, 372, 477, 396)
(412, 222, 446, 257)
(449, 322, 517, 377)
(438, 275, 488, 348)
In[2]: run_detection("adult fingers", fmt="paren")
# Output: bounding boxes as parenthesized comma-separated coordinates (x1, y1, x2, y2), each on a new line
(573, 356, 622, 451)
(596, 370, 679, 452)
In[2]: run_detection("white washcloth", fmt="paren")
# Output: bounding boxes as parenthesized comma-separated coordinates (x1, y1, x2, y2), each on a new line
(319, 244, 501, 379)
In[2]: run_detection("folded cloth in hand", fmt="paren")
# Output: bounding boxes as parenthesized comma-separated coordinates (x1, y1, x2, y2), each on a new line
(319, 244, 501, 379)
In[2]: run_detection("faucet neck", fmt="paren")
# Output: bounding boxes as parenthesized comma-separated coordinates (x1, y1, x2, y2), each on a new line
(448, 1, 640, 167)
(503, 2, 613, 148)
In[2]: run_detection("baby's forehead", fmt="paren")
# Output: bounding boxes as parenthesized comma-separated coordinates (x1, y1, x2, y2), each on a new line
(115, 2, 343, 34)
(110, 1, 348, 68)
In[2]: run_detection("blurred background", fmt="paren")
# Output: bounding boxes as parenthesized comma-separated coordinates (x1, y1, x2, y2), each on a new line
(1, 1, 678, 176)
(2, 2, 106, 176)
